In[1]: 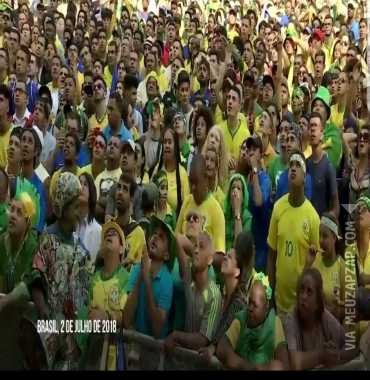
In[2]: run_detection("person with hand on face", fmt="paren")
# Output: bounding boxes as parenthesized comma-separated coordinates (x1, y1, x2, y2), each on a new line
(176, 154, 226, 262)
(267, 150, 320, 315)
(219, 86, 251, 171)
(123, 216, 174, 340)
(164, 230, 221, 353)
(199, 232, 257, 362)
(224, 173, 252, 252)
(216, 272, 289, 370)
(307, 112, 339, 217)
(283, 268, 358, 370)
(21, 173, 93, 370)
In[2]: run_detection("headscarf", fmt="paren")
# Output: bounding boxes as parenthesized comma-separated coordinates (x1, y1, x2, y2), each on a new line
(53, 172, 81, 218)
(224, 173, 252, 251)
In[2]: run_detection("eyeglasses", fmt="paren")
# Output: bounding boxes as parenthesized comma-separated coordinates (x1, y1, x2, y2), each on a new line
(94, 83, 103, 90)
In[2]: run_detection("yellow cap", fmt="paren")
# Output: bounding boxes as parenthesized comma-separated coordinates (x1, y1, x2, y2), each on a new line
(102, 220, 125, 246)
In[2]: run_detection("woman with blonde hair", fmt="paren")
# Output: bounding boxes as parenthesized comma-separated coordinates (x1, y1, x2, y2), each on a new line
(202, 125, 229, 190)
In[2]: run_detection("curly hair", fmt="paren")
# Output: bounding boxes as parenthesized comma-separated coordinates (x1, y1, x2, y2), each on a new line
(201, 125, 229, 188)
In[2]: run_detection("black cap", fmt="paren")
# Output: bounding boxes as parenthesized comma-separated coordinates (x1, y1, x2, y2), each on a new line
(246, 135, 263, 151)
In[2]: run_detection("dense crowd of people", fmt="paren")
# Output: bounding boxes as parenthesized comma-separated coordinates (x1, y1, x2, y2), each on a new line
(0, 0, 369, 371)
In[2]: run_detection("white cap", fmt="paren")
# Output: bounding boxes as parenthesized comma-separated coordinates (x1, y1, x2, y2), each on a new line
(122, 139, 136, 153)
(32, 125, 44, 148)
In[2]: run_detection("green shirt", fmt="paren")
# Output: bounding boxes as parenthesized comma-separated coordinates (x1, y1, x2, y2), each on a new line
(268, 155, 287, 192)
(0, 229, 38, 293)
(0, 203, 8, 235)
(323, 122, 342, 169)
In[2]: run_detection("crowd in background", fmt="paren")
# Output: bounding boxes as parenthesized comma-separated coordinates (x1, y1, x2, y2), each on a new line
(0, 0, 369, 370)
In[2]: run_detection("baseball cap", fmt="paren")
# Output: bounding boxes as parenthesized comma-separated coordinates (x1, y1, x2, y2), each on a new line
(102, 220, 125, 246)
(262, 75, 275, 91)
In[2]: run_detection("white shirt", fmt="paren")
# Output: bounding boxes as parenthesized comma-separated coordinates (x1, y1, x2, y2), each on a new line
(12, 109, 30, 128)
(76, 217, 102, 264)
(35, 163, 50, 183)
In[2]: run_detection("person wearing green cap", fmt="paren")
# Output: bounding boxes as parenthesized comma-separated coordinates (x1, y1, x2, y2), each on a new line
(311, 86, 342, 169)
(123, 216, 174, 339)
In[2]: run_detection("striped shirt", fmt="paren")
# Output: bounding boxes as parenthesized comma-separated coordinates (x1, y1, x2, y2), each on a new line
(184, 277, 222, 341)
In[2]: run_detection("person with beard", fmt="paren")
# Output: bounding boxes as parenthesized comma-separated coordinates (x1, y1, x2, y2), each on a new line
(267, 150, 320, 315)
(110, 172, 146, 269)
(123, 216, 174, 339)
(190, 55, 211, 108)
(307, 112, 339, 218)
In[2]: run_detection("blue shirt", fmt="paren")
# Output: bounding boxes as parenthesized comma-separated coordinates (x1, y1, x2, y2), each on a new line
(103, 121, 132, 143)
(248, 170, 272, 272)
(275, 169, 313, 202)
(127, 263, 174, 338)
(53, 144, 91, 172)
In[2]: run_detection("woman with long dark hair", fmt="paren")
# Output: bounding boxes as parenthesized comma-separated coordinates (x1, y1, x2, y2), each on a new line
(283, 268, 358, 370)
(151, 127, 189, 216)
(187, 106, 213, 173)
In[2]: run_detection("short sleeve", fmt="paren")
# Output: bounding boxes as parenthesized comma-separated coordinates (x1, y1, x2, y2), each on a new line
(225, 319, 241, 350)
(157, 272, 173, 312)
(267, 203, 278, 251)
(274, 316, 287, 350)
(127, 264, 141, 293)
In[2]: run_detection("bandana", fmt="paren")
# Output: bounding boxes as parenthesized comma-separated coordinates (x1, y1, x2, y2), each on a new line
(253, 272, 272, 300)
(53, 173, 81, 218)
(321, 216, 341, 239)
(357, 195, 370, 211)
(289, 153, 306, 174)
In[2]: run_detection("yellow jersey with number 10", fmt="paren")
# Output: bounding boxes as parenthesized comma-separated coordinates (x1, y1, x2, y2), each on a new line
(267, 194, 320, 314)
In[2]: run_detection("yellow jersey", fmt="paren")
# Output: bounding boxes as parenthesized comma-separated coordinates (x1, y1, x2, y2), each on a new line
(267, 194, 320, 314)
(330, 103, 345, 129)
(124, 217, 146, 264)
(88, 112, 109, 132)
(219, 113, 250, 160)
(176, 193, 226, 254)
(0, 126, 12, 169)
(165, 165, 190, 213)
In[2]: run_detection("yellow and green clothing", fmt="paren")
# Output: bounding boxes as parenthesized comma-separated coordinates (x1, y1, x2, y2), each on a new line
(164, 165, 190, 213)
(88, 265, 129, 315)
(88, 112, 109, 132)
(0, 125, 12, 169)
(226, 309, 286, 365)
(219, 114, 251, 160)
(267, 194, 320, 314)
(176, 193, 226, 254)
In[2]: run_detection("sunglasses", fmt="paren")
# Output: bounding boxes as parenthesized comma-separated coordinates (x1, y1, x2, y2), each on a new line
(94, 83, 103, 90)
(94, 140, 106, 149)
(186, 213, 200, 223)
